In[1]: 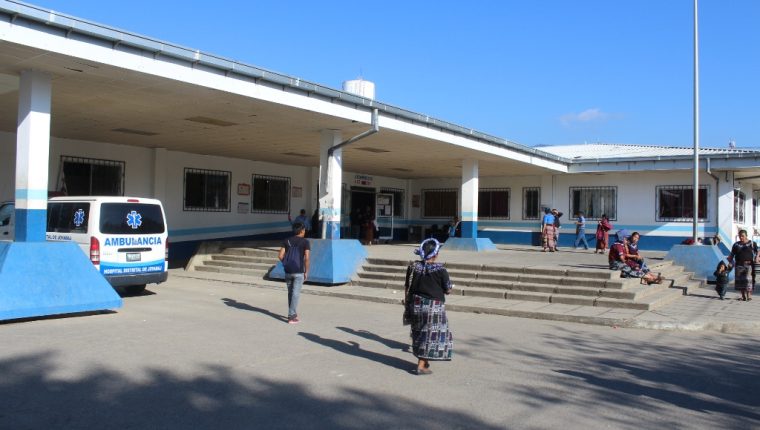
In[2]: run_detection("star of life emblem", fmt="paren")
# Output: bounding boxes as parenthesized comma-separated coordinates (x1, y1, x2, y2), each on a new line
(73, 209, 85, 227)
(126, 210, 142, 229)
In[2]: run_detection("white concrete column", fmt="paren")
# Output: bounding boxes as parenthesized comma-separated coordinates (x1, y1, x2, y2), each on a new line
(15, 70, 51, 242)
(460, 158, 479, 238)
(719, 172, 737, 243)
(319, 130, 342, 239)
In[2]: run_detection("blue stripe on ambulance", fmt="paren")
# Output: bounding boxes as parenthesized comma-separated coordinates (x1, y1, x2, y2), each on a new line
(100, 259, 166, 275)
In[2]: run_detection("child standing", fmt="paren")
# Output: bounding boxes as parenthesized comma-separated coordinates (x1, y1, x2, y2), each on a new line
(714, 261, 733, 300)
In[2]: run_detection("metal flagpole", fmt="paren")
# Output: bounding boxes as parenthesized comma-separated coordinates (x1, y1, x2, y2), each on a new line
(693, 0, 700, 242)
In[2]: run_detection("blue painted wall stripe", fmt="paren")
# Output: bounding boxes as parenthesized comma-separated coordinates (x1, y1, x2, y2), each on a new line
(15, 189, 49, 200)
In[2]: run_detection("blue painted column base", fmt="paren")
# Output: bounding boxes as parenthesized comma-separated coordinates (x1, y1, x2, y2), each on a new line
(325, 221, 340, 240)
(0, 242, 123, 321)
(269, 239, 368, 284)
(14, 208, 47, 242)
(460, 220, 477, 238)
(666, 244, 730, 282)
(443, 237, 496, 251)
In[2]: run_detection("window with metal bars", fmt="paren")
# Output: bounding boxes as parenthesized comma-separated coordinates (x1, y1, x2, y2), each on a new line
(735, 190, 746, 223)
(479, 188, 510, 219)
(252, 174, 290, 213)
(57, 156, 124, 196)
(422, 189, 457, 218)
(522, 187, 540, 220)
(569, 186, 617, 220)
(183, 168, 231, 212)
(656, 185, 708, 221)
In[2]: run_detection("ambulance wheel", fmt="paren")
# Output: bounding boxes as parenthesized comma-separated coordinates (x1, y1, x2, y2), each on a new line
(124, 284, 146, 295)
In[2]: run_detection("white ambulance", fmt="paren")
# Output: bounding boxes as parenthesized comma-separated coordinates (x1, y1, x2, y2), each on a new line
(46, 196, 169, 294)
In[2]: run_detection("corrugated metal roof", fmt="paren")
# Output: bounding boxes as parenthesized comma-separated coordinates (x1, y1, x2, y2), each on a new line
(537, 143, 760, 160)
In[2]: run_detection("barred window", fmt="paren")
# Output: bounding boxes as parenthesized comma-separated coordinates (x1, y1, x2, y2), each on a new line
(522, 187, 540, 220)
(735, 190, 746, 223)
(58, 156, 124, 196)
(656, 186, 707, 221)
(569, 186, 617, 220)
(380, 187, 405, 217)
(252, 174, 290, 213)
(184, 168, 230, 212)
(479, 188, 510, 219)
(422, 189, 457, 218)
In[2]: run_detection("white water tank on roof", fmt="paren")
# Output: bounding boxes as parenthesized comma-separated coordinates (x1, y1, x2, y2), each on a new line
(342, 79, 375, 100)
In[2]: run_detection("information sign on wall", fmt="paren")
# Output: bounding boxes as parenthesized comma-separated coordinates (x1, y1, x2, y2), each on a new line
(354, 174, 373, 186)
(237, 183, 250, 196)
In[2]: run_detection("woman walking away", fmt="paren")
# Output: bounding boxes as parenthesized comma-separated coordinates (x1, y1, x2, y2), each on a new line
(727, 229, 757, 301)
(403, 238, 453, 375)
(714, 260, 733, 300)
(541, 208, 556, 252)
(595, 214, 613, 254)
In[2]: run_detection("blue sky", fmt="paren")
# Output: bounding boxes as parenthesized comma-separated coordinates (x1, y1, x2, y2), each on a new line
(29, 0, 760, 149)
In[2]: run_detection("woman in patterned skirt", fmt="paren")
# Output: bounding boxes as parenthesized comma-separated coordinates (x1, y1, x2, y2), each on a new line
(403, 238, 453, 375)
(728, 229, 757, 301)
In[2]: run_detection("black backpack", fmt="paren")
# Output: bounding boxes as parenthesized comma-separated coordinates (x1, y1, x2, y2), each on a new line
(282, 240, 302, 273)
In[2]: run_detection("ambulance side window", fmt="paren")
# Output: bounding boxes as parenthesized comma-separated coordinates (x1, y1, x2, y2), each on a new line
(47, 203, 90, 233)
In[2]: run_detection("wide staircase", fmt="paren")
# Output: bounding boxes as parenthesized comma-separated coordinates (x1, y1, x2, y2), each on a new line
(351, 258, 695, 311)
(186, 242, 698, 312)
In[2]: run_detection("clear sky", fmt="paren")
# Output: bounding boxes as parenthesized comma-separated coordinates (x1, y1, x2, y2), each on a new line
(26, 0, 760, 149)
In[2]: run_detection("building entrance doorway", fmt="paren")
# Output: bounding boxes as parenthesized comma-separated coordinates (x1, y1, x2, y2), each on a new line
(350, 186, 375, 240)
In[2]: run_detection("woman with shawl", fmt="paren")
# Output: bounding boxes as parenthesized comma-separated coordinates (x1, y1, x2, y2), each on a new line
(403, 238, 453, 375)
(595, 214, 613, 254)
(541, 208, 556, 252)
(728, 229, 757, 301)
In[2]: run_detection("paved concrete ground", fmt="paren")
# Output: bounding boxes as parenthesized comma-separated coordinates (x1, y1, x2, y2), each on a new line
(1, 277, 757, 429)
(182, 243, 760, 334)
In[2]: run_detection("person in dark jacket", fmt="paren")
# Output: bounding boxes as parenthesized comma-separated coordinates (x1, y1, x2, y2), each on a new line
(714, 260, 733, 300)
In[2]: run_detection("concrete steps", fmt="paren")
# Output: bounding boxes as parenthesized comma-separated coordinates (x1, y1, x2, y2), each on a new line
(188, 243, 280, 279)
(351, 258, 686, 311)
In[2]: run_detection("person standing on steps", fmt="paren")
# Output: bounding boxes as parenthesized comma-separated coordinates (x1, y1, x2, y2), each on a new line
(278, 222, 311, 323)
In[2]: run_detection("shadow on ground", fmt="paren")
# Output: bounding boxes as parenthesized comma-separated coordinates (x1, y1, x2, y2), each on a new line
(0, 351, 503, 430)
(464, 327, 760, 429)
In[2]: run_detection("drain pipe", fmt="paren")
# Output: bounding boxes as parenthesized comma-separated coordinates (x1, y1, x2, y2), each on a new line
(321, 109, 380, 238)
(328, 109, 380, 156)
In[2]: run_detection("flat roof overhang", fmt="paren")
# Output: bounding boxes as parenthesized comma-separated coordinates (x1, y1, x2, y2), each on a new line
(0, 1, 568, 179)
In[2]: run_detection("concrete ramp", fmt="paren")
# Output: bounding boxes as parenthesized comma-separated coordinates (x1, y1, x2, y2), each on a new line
(0, 242, 122, 321)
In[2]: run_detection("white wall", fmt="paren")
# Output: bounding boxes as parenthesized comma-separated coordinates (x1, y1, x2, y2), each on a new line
(0, 129, 751, 245)
(0, 131, 315, 243)
(406, 169, 727, 240)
